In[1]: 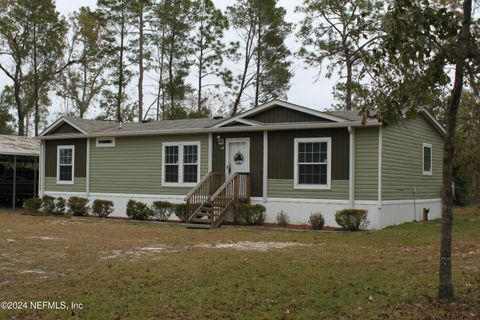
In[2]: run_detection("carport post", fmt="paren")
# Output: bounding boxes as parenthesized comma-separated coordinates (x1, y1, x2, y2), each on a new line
(12, 155, 16, 210)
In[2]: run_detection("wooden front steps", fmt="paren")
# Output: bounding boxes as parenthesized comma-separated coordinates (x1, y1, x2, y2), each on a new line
(184, 172, 251, 228)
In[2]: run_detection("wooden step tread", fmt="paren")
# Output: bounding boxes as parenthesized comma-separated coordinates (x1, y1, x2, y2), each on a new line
(191, 218, 212, 224)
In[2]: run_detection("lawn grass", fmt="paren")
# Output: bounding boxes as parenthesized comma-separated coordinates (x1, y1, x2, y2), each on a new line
(0, 206, 479, 319)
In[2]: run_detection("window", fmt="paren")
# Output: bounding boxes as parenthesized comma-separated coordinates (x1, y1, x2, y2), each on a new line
(162, 142, 200, 186)
(57, 145, 74, 184)
(294, 137, 331, 189)
(423, 143, 432, 175)
(96, 137, 115, 147)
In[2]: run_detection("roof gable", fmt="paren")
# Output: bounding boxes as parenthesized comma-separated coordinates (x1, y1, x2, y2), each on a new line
(41, 117, 88, 136)
(47, 122, 83, 135)
(213, 99, 347, 128)
(245, 105, 334, 123)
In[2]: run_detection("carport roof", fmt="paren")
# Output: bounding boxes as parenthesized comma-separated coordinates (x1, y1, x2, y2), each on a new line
(0, 135, 40, 157)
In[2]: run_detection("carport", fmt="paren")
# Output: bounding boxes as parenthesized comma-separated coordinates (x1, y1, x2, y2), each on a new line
(0, 135, 39, 209)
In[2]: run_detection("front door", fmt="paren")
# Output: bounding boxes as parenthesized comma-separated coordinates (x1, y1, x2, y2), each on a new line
(225, 138, 250, 177)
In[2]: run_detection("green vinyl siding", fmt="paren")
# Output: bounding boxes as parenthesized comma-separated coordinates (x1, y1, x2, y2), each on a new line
(268, 179, 349, 199)
(354, 127, 379, 200)
(382, 116, 443, 200)
(90, 135, 208, 195)
(45, 177, 86, 193)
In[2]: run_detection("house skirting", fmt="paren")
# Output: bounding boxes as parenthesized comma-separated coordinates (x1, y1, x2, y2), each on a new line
(43, 191, 442, 230)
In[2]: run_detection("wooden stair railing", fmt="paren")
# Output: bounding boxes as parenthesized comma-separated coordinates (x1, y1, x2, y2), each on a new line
(184, 172, 224, 223)
(209, 172, 251, 227)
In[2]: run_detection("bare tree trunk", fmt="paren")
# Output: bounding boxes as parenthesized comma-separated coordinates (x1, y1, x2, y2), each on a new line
(168, 36, 175, 115)
(254, 23, 261, 108)
(117, 9, 126, 123)
(16, 108, 25, 137)
(232, 26, 255, 116)
(438, 0, 472, 300)
(33, 24, 40, 136)
(345, 58, 352, 111)
(197, 40, 203, 113)
(138, 1, 144, 122)
(156, 27, 165, 122)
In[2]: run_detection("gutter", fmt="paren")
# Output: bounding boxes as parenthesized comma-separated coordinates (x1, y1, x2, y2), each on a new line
(37, 121, 382, 140)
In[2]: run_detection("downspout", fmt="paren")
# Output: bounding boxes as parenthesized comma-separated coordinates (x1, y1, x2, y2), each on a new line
(40, 140, 45, 197)
(348, 127, 355, 207)
(208, 133, 212, 172)
(378, 127, 383, 209)
(263, 131, 268, 203)
(12, 155, 16, 209)
(86, 138, 90, 196)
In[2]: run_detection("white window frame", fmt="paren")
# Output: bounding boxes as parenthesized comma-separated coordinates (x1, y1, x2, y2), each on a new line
(422, 143, 433, 175)
(56, 145, 75, 185)
(294, 137, 332, 190)
(162, 141, 201, 187)
(96, 137, 115, 147)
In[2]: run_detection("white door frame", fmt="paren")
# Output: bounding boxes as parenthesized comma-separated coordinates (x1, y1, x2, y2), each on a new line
(225, 138, 250, 176)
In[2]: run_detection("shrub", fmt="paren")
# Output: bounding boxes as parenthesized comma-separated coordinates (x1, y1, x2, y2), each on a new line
(237, 204, 266, 225)
(335, 209, 369, 231)
(23, 197, 42, 212)
(68, 197, 90, 217)
(151, 201, 175, 221)
(276, 210, 290, 227)
(54, 197, 66, 216)
(126, 200, 153, 220)
(41, 195, 55, 214)
(92, 200, 114, 218)
(309, 212, 325, 230)
(174, 203, 188, 222)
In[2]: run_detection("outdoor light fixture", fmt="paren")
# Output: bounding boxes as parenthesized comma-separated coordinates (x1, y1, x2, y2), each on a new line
(216, 135, 224, 146)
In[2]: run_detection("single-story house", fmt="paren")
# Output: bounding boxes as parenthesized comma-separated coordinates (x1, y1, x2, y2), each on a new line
(37, 99, 444, 229)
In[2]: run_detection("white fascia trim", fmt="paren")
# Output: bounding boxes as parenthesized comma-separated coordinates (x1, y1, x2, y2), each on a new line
(161, 141, 201, 187)
(44, 191, 189, 200)
(211, 99, 348, 128)
(419, 110, 447, 136)
(89, 192, 187, 199)
(266, 197, 350, 204)
(262, 131, 268, 202)
(56, 145, 75, 185)
(39, 121, 382, 140)
(293, 137, 332, 190)
(355, 198, 442, 205)
(422, 143, 433, 176)
(40, 117, 88, 136)
(44, 191, 87, 197)
(235, 118, 260, 126)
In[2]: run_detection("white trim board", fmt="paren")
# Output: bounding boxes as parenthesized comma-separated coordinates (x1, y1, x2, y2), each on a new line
(422, 143, 433, 176)
(161, 141, 201, 188)
(56, 145, 75, 185)
(293, 137, 332, 190)
(225, 137, 251, 176)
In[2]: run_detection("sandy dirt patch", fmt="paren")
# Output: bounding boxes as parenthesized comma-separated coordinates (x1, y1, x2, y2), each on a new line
(193, 241, 308, 252)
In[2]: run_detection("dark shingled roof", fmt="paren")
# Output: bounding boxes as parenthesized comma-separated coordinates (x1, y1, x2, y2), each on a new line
(324, 110, 363, 122)
(64, 117, 223, 134)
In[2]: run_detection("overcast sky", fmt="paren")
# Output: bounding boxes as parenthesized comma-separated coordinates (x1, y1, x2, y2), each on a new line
(1, 0, 339, 124)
